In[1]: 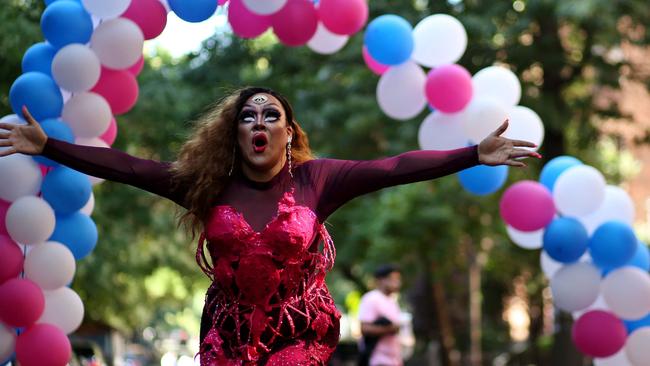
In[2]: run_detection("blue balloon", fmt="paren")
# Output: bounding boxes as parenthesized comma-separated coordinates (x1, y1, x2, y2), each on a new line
(624, 313, 650, 334)
(41, 1, 93, 49)
(543, 217, 589, 263)
(364, 15, 414, 65)
(629, 241, 650, 271)
(21, 42, 57, 77)
(33, 118, 75, 166)
(539, 156, 582, 192)
(44, 0, 81, 5)
(49, 212, 98, 260)
(42, 166, 92, 214)
(458, 165, 509, 196)
(9, 72, 63, 121)
(590, 221, 638, 269)
(168, 0, 218, 22)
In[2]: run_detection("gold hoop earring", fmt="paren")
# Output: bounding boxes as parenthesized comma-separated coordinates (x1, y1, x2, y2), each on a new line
(287, 139, 293, 178)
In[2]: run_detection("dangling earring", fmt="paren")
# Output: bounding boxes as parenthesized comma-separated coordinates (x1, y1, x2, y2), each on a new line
(287, 136, 293, 178)
(228, 145, 236, 176)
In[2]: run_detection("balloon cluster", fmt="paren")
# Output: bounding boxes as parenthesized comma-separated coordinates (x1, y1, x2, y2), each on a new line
(163, 0, 368, 53)
(364, 14, 544, 196)
(500, 156, 650, 365)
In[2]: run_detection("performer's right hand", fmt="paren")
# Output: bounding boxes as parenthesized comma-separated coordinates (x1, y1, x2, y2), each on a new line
(0, 106, 48, 157)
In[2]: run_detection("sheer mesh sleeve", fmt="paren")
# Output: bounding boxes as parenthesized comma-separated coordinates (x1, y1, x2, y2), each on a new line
(313, 146, 479, 220)
(41, 138, 187, 207)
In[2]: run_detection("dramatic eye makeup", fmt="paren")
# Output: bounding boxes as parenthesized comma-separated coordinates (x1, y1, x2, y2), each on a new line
(238, 108, 282, 123)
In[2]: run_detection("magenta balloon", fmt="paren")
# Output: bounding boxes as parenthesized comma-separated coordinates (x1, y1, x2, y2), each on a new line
(572, 310, 626, 358)
(0, 199, 8, 235)
(121, 0, 168, 40)
(318, 0, 368, 35)
(127, 56, 145, 76)
(425, 64, 473, 113)
(500, 180, 555, 231)
(362, 46, 389, 75)
(91, 67, 139, 116)
(0, 279, 44, 328)
(100, 117, 118, 146)
(16, 323, 72, 366)
(0, 235, 22, 284)
(228, 0, 271, 39)
(271, 0, 318, 46)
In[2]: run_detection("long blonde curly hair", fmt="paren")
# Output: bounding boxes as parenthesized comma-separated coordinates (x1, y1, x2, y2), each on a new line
(171, 87, 314, 237)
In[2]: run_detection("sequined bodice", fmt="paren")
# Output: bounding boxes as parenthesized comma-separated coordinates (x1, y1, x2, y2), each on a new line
(196, 191, 339, 365)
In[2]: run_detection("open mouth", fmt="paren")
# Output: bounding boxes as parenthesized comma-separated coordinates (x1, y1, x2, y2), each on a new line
(252, 133, 268, 153)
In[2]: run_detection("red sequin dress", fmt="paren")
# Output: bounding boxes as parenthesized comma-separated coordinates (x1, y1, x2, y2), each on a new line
(41, 138, 479, 365)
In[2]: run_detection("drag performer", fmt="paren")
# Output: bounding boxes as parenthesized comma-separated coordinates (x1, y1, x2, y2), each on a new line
(0, 87, 539, 365)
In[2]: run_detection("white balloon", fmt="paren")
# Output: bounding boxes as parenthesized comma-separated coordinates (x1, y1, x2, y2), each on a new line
(82, 0, 132, 19)
(506, 225, 543, 250)
(572, 295, 609, 320)
(418, 111, 469, 151)
(553, 165, 606, 217)
(91, 18, 144, 70)
(62, 92, 112, 138)
(75, 137, 110, 185)
(626, 328, 650, 366)
(38, 287, 85, 335)
(24, 241, 76, 290)
(80, 192, 95, 216)
(472, 66, 522, 107)
(0, 154, 42, 202)
(6, 196, 55, 245)
(376, 61, 427, 120)
(0, 323, 15, 361)
(503, 106, 544, 151)
(602, 267, 650, 320)
(578, 186, 635, 235)
(460, 98, 509, 143)
(412, 14, 467, 68)
(550, 262, 601, 312)
(541, 250, 563, 279)
(595, 349, 633, 366)
(307, 23, 349, 55)
(242, 0, 288, 15)
(52, 44, 101, 93)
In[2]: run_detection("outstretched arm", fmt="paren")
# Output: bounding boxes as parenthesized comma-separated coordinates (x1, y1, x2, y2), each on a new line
(0, 106, 186, 206)
(315, 120, 539, 219)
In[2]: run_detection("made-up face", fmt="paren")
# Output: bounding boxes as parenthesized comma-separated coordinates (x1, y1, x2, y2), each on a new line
(236, 93, 293, 176)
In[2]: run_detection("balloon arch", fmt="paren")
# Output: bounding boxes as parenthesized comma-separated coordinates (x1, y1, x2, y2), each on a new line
(1, 0, 648, 365)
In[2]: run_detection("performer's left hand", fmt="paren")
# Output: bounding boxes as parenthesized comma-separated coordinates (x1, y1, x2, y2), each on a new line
(477, 120, 541, 167)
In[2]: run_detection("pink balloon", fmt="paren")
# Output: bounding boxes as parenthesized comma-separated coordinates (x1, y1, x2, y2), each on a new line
(0, 278, 44, 328)
(39, 164, 51, 177)
(318, 0, 368, 35)
(500, 180, 555, 231)
(16, 324, 71, 366)
(572, 310, 626, 358)
(272, 0, 318, 47)
(100, 117, 118, 146)
(91, 67, 139, 115)
(127, 56, 145, 76)
(425, 64, 473, 113)
(362, 46, 389, 75)
(228, 0, 271, 39)
(0, 235, 23, 284)
(0, 199, 8, 235)
(121, 0, 168, 40)
(219, 0, 229, 4)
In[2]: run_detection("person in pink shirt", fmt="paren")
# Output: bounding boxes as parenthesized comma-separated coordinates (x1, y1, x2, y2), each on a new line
(358, 264, 404, 366)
